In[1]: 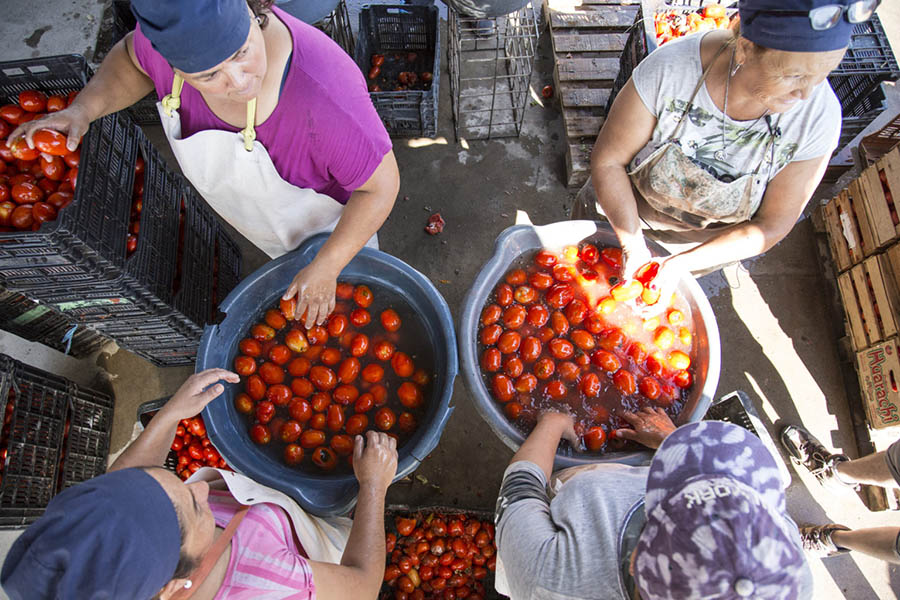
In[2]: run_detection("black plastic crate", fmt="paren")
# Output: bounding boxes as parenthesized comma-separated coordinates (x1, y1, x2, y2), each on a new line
(0, 356, 71, 528)
(174, 188, 218, 328)
(0, 289, 107, 358)
(355, 5, 440, 137)
(58, 383, 114, 491)
(832, 14, 899, 76)
(606, 11, 648, 115)
(212, 222, 242, 324)
(111, 0, 159, 126)
(137, 397, 179, 472)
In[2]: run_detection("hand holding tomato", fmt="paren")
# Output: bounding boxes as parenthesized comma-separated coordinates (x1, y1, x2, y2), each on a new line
(621, 240, 653, 282)
(638, 255, 686, 317)
(352, 430, 398, 491)
(615, 406, 677, 449)
(8, 103, 91, 154)
(536, 410, 580, 449)
(162, 368, 240, 422)
(283, 260, 338, 329)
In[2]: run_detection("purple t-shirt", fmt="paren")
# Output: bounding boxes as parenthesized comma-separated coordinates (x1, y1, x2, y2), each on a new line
(133, 6, 392, 203)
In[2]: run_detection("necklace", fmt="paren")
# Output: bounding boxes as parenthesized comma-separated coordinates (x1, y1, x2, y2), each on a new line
(716, 46, 769, 162)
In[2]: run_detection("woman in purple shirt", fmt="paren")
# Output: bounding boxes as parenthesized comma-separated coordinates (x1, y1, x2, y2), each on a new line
(10, 0, 398, 329)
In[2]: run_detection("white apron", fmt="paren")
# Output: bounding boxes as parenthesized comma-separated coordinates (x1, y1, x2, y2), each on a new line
(186, 466, 351, 564)
(157, 74, 375, 258)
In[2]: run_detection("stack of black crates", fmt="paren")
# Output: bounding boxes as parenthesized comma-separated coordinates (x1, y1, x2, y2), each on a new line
(0, 55, 241, 366)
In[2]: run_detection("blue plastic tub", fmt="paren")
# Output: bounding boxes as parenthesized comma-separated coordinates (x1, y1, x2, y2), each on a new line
(198, 234, 457, 516)
(459, 221, 721, 468)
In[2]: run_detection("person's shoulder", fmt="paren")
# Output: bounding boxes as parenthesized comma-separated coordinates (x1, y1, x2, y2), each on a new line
(279, 9, 365, 93)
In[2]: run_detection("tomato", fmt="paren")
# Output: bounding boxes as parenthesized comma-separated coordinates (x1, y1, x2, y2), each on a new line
(291, 377, 314, 398)
(598, 328, 626, 351)
(330, 434, 354, 456)
(360, 363, 383, 383)
(288, 397, 312, 422)
(349, 308, 371, 328)
(493, 284, 513, 308)
(545, 283, 574, 309)
(514, 373, 537, 393)
(276, 419, 301, 443)
(375, 407, 396, 430)
(391, 351, 415, 377)
(331, 357, 358, 384)
(584, 426, 606, 451)
(570, 330, 595, 351)
(639, 376, 661, 400)
(233, 355, 257, 376)
(564, 299, 588, 325)
(312, 446, 338, 470)
(244, 374, 266, 400)
(325, 313, 347, 337)
(397, 517, 417, 536)
(251, 323, 275, 341)
(374, 340, 395, 361)
(350, 333, 369, 357)
(63, 148, 80, 168)
(11, 182, 43, 205)
(39, 155, 65, 181)
(645, 353, 665, 377)
(654, 327, 675, 349)
(397, 411, 417, 433)
(514, 286, 536, 304)
(673, 370, 693, 388)
(503, 356, 524, 378)
(491, 374, 514, 402)
(398, 382, 423, 408)
(325, 404, 345, 431)
(267, 344, 291, 366)
(505, 269, 526, 285)
(281, 443, 303, 466)
(333, 384, 359, 405)
(580, 372, 601, 397)
(668, 350, 690, 370)
(497, 331, 521, 354)
(0, 105, 24, 124)
(320, 347, 342, 366)
(254, 400, 276, 424)
(32, 129, 68, 156)
(610, 280, 643, 302)
(481, 347, 502, 372)
(353, 285, 374, 307)
(234, 392, 254, 414)
(480, 304, 502, 327)
(300, 429, 326, 449)
(304, 325, 326, 345)
(249, 422, 272, 445)
(46, 191, 72, 210)
(678, 327, 692, 345)
(371, 384, 388, 406)
(10, 205, 33, 229)
(544, 381, 567, 399)
(533, 250, 557, 269)
(281, 329, 308, 354)
(18, 90, 47, 113)
(600, 247, 623, 270)
(266, 384, 292, 406)
(344, 413, 367, 435)
(368, 65, 381, 79)
(31, 202, 56, 224)
(533, 357, 555, 379)
(258, 362, 285, 385)
(551, 264, 575, 283)
(529, 272, 554, 290)
(613, 369, 636, 395)
(548, 338, 574, 360)
(642, 285, 661, 306)
(307, 365, 336, 391)
(381, 309, 402, 332)
(287, 357, 311, 378)
(578, 243, 599, 265)
(65, 167, 78, 190)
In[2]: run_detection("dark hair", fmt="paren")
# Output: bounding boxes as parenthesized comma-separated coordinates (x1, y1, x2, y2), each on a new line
(248, 0, 275, 29)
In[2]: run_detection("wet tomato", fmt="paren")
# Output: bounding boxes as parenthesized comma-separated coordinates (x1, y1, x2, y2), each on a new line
(514, 286, 536, 304)
(600, 247, 623, 270)
(381, 309, 401, 332)
(638, 376, 661, 400)
(234, 393, 254, 414)
(289, 398, 312, 422)
(544, 381, 567, 399)
(353, 285, 374, 308)
(256, 401, 275, 424)
(398, 382, 424, 408)
(674, 370, 693, 388)
(251, 323, 275, 341)
(309, 366, 337, 390)
(518, 336, 541, 362)
(548, 338, 574, 360)
(291, 377, 314, 397)
(505, 269, 526, 285)
(337, 357, 360, 383)
(558, 360, 579, 381)
(284, 329, 309, 354)
(312, 447, 337, 470)
(258, 362, 285, 385)
(245, 374, 266, 400)
(515, 373, 537, 393)
(327, 314, 348, 337)
(550, 311, 569, 336)
(504, 356, 524, 378)
(481, 304, 502, 325)
(598, 328, 626, 351)
(534, 358, 555, 379)
(233, 355, 257, 376)
(375, 407, 396, 430)
(481, 347, 502, 372)
(250, 424, 271, 445)
(497, 331, 521, 354)
(18, 90, 47, 112)
(480, 324, 502, 346)
(613, 369, 636, 395)
(362, 363, 384, 383)
(288, 356, 311, 377)
(529, 271, 554, 290)
(581, 372, 601, 397)
(374, 340, 395, 361)
(331, 434, 354, 456)
(391, 352, 415, 377)
(579, 243, 599, 265)
(284, 444, 304, 465)
(491, 374, 514, 402)
(552, 264, 575, 283)
(570, 330, 595, 351)
(584, 426, 606, 451)
(280, 420, 302, 443)
(300, 429, 326, 449)
(565, 299, 588, 325)
(346, 413, 368, 435)
(268, 344, 291, 365)
(350, 333, 369, 357)
(326, 404, 345, 431)
(526, 304, 549, 327)
(502, 305, 526, 329)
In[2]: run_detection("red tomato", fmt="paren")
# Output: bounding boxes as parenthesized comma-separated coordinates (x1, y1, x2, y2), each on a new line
(326, 404, 345, 431)
(32, 129, 68, 156)
(495, 283, 513, 306)
(288, 398, 312, 422)
(331, 434, 354, 456)
(256, 400, 276, 424)
(333, 384, 359, 405)
(515, 373, 537, 393)
(391, 352, 415, 377)
(580, 372, 601, 397)
(565, 299, 588, 325)
(284, 329, 309, 354)
(268, 344, 291, 365)
(480, 324, 502, 346)
(263, 309, 286, 330)
(502, 305, 526, 329)
(546, 284, 574, 308)
(0, 104, 24, 124)
(350, 333, 369, 357)
(11, 182, 42, 204)
(525, 304, 549, 328)
(10, 205, 33, 229)
(374, 340, 395, 361)
(397, 411, 417, 433)
(381, 309, 402, 332)
(266, 384, 291, 406)
(18, 90, 47, 113)
(600, 247, 623, 270)
(579, 243, 599, 265)
(514, 286, 536, 304)
(353, 285, 374, 307)
(591, 350, 621, 372)
(550, 311, 569, 336)
(529, 271, 554, 290)
(239, 338, 262, 357)
(570, 330, 595, 351)
(280, 420, 302, 443)
(31, 202, 56, 224)
(258, 362, 285, 385)
(548, 338, 574, 360)
(279, 297, 296, 320)
(291, 377, 314, 398)
(312, 446, 338, 470)
(63, 148, 80, 168)
(544, 380, 566, 399)
(300, 429, 326, 449)
(552, 264, 575, 283)
(46, 95, 66, 112)
(233, 355, 257, 376)
(361, 363, 384, 383)
(350, 308, 371, 327)
(245, 374, 266, 400)
(45, 191, 72, 210)
(598, 328, 626, 351)
(491, 374, 514, 402)
(534, 249, 558, 268)
(346, 413, 368, 435)
(481, 304, 502, 326)
(375, 407, 396, 430)
(534, 358, 555, 379)
(398, 382, 423, 408)
(481, 347, 502, 372)
(368, 65, 381, 79)
(613, 369, 636, 395)
(496, 331, 521, 354)
(320, 347, 342, 366)
(288, 356, 311, 377)
(397, 517, 417, 536)
(584, 426, 607, 451)
(639, 376, 662, 400)
(673, 370, 693, 388)
(251, 323, 275, 341)
(310, 366, 337, 390)
(503, 356, 524, 378)
(284, 443, 304, 465)
(234, 393, 254, 414)
(40, 155, 65, 181)
(327, 313, 348, 337)
(505, 269, 526, 285)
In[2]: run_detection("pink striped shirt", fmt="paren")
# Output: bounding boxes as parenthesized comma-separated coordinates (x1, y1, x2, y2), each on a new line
(209, 490, 317, 599)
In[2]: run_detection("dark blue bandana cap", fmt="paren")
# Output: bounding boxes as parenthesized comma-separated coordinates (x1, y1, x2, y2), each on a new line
(1, 468, 181, 600)
(131, 0, 252, 73)
(739, 0, 854, 52)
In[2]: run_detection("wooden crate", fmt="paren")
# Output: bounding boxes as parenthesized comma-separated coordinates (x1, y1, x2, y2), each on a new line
(837, 254, 900, 351)
(857, 162, 900, 248)
(856, 337, 900, 430)
(545, 0, 638, 188)
(823, 190, 867, 271)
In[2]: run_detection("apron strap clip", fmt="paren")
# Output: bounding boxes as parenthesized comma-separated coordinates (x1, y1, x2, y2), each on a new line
(241, 98, 257, 152)
(162, 74, 185, 117)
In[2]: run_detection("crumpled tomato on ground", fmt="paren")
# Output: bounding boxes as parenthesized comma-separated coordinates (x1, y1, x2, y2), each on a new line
(425, 213, 445, 235)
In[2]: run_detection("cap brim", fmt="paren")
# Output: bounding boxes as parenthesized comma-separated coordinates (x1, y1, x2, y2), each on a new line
(645, 421, 786, 515)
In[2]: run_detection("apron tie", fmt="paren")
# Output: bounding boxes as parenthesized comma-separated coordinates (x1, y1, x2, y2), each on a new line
(161, 74, 185, 117)
(241, 98, 257, 152)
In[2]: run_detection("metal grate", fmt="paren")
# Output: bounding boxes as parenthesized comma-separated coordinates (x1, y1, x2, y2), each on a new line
(449, 2, 540, 140)
(315, 0, 354, 57)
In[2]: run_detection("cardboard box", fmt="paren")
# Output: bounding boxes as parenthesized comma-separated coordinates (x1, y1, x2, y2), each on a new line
(856, 338, 900, 430)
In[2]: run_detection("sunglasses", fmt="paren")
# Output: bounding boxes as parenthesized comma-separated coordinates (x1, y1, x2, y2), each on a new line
(743, 0, 881, 31)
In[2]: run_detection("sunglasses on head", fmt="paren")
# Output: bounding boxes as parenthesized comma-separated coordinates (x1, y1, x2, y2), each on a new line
(743, 0, 881, 31)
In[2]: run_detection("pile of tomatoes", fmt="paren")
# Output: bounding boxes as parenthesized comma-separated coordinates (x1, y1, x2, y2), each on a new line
(234, 283, 430, 472)
(382, 512, 496, 600)
(169, 414, 230, 481)
(0, 90, 81, 231)
(126, 154, 146, 255)
(478, 243, 695, 452)
(653, 4, 731, 46)
(367, 53, 434, 93)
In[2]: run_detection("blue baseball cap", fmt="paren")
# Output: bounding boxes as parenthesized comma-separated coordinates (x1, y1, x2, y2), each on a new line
(739, 0, 856, 52)
(634, 422, 810, 600)
(1, 468, 182, 600)
(131, 0, 252, 73)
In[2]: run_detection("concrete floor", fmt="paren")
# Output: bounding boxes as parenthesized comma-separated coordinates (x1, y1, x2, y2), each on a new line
(2, 1, 900, 598)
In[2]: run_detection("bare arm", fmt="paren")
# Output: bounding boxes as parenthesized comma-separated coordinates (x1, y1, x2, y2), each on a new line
(108, 369, 239, 472)
(663, 152, 830, 274)
(284, 150, 400, 329)
(308, 431, 398, 600)
(9, 32, 153, 152)
(590, 79, 658, 275)
(510, 412, 579, 480)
